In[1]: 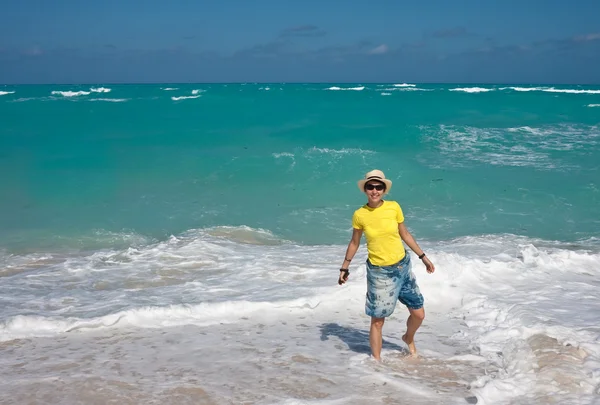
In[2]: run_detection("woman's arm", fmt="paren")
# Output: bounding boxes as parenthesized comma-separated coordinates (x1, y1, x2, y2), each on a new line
(339, 228, 362, 284)
(341, 228, 362, 268)
(398, 223, 435, 274)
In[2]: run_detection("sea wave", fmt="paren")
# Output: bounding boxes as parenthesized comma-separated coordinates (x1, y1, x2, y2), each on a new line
(88, 98, 128, 102)
(500, 86, 548, 92)
(500, 86, 600, 94)
(0, 297, 323, 341)
(0, 91, 15, 96)
(421, 124, 599, 170)
(449, 87, 494, 93)
(272, 147, 377, 172)
(9, 97, 38, 103)
(306, 146, 376, 155)
(325, 86, 365, 91)
(543, 88, 600, 94)
(90, 87, 111, 93)
(376, 87, 432, 92)
(51, 90, 91, 97)
(171, 95, 201, 101)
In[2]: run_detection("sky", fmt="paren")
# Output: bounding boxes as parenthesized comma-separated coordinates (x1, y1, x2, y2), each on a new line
(1, 0, 600, 84)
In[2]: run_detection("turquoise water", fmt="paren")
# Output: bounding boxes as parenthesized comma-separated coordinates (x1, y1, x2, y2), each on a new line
(1, 83, 599, 250)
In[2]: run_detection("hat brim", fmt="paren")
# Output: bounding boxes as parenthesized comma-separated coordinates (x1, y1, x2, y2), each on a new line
(357, 178, 392, 195)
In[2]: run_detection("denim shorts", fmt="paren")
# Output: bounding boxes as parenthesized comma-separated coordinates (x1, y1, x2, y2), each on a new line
(365, 254, 424, 318)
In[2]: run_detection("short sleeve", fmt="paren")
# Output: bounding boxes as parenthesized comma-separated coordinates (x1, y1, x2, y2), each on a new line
(396, 202, 405, 223)
(352, 211, 362, 229)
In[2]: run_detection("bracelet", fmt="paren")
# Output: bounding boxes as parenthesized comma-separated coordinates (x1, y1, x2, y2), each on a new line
(339, 268, 349, 272)
(418, 253, 426, 259)
(344, 257, 352, 262)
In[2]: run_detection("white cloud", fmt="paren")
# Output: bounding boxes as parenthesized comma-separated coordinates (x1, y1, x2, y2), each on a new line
(23, 46, 43, 56)
(368, 44, 388, 55)
(574, 33, 600, 42)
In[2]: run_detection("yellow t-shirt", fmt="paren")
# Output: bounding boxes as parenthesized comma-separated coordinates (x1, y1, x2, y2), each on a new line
(352, 200, 406, 266)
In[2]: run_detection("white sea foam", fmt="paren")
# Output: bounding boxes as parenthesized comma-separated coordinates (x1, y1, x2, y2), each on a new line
(499, 86, 549, 92)
(381, 92, 392, 96)
(325, 86, 365, 91)
(9, 97, 38, 102)
(543, 88, 600, 94)
(1, 298, 323, 340)
(0, 252, 57, 278)
(0, 91, 15, 96)
(0, 230, 598, 404)
(272, 152, 295, 158)
(51, 90, 91, 97)
(161, 87, 179, 91)
(171, 95, 201, 101)
(90, 87, 111, 93)
(272, 152, 297, 170)
(506, 125, 600, 150)
(171, 89, 204, 100)
(449, 87, 494, 93)
(422, 124, 599, 170)
(88, 98, 128, 102)
(377, 87, 432, 92)
(500, 86, 600, 94)
(393, 83, 416, 87)
(307, 146, 376, 155)
(588, 104, 600, 107)
(273, 147, 376, 173)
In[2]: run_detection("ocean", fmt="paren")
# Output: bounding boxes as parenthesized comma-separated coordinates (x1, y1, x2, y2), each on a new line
(0, 83, 599, 404)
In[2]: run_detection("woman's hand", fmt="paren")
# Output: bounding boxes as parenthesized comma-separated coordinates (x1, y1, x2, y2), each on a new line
(422, 256, 435, 274)
(338, 269, 349, 285)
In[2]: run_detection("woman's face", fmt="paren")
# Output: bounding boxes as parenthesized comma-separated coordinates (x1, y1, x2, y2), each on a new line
(364, 181, 386, 204)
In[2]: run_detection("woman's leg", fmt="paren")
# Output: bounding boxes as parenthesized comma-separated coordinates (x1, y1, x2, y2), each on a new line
(370, 316, 385, 360)
(402, 307, 425, 355)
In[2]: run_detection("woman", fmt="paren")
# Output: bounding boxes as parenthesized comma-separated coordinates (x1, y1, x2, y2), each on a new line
(339, 169, 435, 360)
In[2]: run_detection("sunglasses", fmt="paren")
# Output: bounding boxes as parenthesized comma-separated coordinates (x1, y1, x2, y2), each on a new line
(365, 184, 385, 191)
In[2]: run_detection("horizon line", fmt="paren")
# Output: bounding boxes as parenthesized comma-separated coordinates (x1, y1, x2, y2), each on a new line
(3, 81, 600, 86)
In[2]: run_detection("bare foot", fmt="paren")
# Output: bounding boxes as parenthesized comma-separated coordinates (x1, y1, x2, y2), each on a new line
(402, 334, 418, 356)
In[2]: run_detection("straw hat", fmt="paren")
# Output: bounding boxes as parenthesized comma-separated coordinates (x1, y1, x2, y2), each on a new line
(357, 169, 392, 194)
